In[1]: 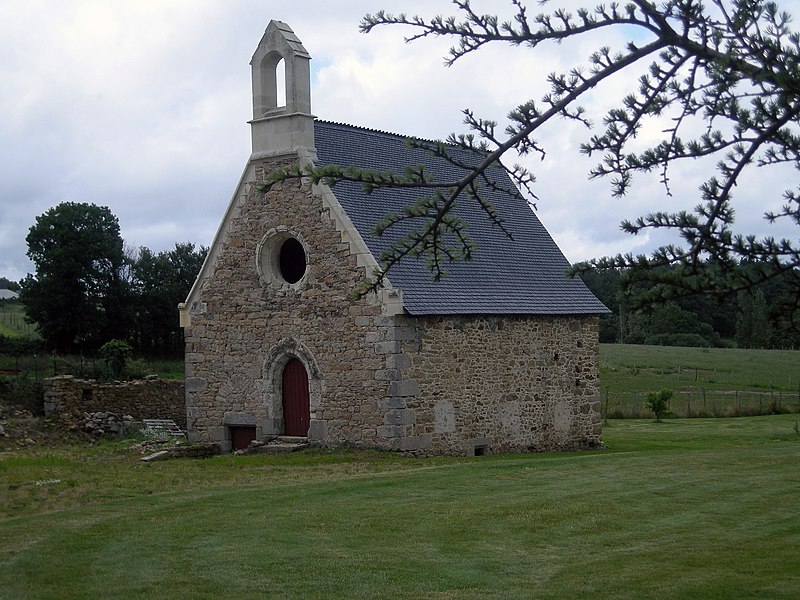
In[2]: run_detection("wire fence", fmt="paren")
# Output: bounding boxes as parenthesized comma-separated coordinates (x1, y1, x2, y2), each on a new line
(602, 388, 800, 419)
(0, 305, 39, 337)
(0, 354, 108, 381)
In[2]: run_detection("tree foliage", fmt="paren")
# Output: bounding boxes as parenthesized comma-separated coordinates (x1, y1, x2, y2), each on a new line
(19, 202, 129, 352)
(130, 242, 208, 356)
(581, 261, 799, 346)
(19, 203, 206, 357)
(99, 339, 133, 379)
(267, 0, 800, 319)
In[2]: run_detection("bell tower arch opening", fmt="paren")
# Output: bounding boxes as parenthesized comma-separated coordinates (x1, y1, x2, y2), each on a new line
(275, 57, 286, 108)
(255, 51, 287, 113)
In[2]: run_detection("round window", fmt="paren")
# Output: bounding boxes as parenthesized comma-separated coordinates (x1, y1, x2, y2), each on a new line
(257, 228, 309, 288)
(279, 238, 306, 283)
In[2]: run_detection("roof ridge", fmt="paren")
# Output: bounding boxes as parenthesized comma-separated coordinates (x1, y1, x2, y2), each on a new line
(315, 119, 441, 146)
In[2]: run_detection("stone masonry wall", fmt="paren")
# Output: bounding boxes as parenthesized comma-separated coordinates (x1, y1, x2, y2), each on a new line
(385, 314, 603, 456)
(42, 375, 186, 429)
(183, 157, 393, 450)
(183, 155, 603, 455)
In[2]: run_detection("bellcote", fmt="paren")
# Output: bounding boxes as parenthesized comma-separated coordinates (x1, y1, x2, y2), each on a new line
(249, 21, 315, 157)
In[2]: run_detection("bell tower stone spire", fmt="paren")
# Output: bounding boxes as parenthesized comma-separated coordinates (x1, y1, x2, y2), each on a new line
(249, 21, 315, 157)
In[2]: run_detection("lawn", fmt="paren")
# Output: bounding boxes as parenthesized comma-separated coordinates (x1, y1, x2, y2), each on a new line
(1, 415, 798, 599)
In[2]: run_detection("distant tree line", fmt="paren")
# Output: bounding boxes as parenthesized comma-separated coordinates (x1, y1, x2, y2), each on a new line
(12, 203, 795, 355)
(580, 263, 800, 349)
(13, 202, 206, 357)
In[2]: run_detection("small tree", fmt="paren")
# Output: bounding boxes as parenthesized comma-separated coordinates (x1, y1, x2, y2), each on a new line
(645, 389, 674, 422)
(20, 202, 131, 352)
(99, 339, 133, 380)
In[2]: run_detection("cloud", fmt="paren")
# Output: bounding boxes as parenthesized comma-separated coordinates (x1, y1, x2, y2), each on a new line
(1, 0, 798, 284)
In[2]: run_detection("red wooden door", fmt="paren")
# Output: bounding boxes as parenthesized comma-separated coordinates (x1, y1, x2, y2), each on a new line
(282, 358, 310, 436)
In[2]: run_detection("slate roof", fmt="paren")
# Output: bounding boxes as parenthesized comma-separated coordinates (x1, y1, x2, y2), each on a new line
(313, 120, 609, 316)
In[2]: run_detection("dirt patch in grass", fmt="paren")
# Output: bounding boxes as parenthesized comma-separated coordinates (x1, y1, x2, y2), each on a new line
(0, 405, 83, 452)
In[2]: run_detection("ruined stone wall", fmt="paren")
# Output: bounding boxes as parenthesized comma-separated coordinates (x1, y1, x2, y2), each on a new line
(42, 376, 186, 429)
(183, 157, 393, 450)
(391, 314, 603, 455)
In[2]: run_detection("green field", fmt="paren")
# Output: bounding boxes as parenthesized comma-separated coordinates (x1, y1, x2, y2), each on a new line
(600, 343, 799, 392)
(0, 301, 37, 338)
(1, 415, 798, 598)
(600, 344, 800, 417)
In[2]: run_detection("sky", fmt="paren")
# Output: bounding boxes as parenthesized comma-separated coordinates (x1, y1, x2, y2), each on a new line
(1, 0, 799, 282)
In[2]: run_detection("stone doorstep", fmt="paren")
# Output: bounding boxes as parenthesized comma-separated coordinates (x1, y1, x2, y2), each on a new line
(239, 435, 309, 454)
(256, 442, 309, 453)
(274, 435, 307, 444)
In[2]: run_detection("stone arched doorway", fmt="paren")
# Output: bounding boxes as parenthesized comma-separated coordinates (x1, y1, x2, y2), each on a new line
(282, 358, 310, 436)
(260, 338, 322, 440)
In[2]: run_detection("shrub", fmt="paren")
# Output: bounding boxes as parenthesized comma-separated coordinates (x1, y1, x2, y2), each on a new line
(99, 339, 133, 380)
(123, 358, 150, 380)
(645, 389, 674, 422)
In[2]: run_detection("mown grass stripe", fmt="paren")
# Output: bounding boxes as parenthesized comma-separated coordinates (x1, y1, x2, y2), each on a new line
(0, 416, 798, 598)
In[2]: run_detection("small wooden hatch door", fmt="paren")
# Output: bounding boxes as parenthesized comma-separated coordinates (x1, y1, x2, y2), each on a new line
(230, 426, 256, 451)
(282, 358, 310, 436)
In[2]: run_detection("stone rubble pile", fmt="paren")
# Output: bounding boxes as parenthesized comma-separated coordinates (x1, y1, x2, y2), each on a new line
(81, 412, 135, 440)
(0, 406, 41, 447)
(0, 403, 195, 450)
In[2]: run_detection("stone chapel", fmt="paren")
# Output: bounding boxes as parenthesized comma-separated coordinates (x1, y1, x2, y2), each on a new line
(179, 21, 609, 455)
